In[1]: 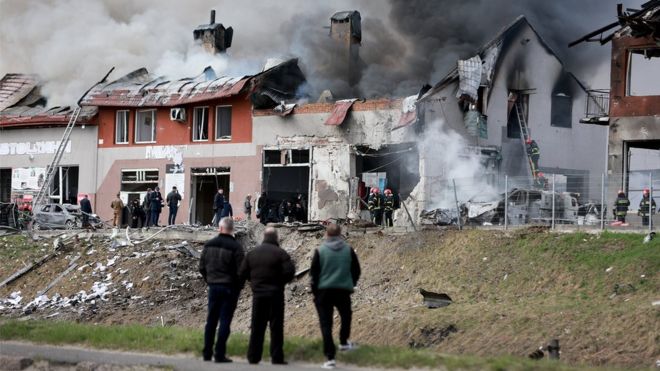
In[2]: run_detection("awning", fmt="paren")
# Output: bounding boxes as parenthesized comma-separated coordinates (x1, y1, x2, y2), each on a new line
(324, 99, 357, 126)
(393, 95, 418, 130)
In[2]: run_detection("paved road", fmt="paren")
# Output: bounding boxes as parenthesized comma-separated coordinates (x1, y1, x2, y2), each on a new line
(0, 341, 365, 371)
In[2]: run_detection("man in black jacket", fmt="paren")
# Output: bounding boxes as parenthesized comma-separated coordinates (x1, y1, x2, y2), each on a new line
(213, 189, 225, 226)
(311, 223, 361, 369)
(79, 194, 93, 228)
(238, 227, 295, 365)
(199, 217, 245, 363)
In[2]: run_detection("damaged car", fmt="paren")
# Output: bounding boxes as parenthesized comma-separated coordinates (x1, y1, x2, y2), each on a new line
(32, 204, 79, 230)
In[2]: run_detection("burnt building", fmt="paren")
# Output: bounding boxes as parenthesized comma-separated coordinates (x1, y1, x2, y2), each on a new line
(571, 0, 660, 212)
(329, 10, 362, 87)
(193, 10, 233, 54)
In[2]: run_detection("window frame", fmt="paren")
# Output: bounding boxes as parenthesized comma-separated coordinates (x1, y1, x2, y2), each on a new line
(626, 48, 660, 97)
(550, 93, 573, 129)
(134, 109, 157, 144)
(192, 106, 209, 142)
(214, 105, 232, 141)
(115, 110, 129, 144)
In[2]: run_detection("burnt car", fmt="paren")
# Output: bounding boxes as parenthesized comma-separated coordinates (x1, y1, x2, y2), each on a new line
(33, 203, 79, 230)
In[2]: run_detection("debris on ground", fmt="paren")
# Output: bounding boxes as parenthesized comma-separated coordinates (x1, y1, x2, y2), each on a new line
(419, 209, 457, 226)
(419, 289, 452, 308)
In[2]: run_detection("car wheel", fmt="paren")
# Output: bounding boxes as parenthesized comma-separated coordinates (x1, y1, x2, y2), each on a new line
(65, 220, 75, 230)
(32, 222, 42, 231)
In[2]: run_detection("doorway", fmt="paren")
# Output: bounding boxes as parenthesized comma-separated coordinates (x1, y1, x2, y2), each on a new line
(0, 168, 10, 203)
(262, 149, 310, 221)
(191, 167, 230, 225)
(50, 166, 79, 204)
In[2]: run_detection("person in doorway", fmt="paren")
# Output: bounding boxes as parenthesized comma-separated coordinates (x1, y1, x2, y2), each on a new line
(293, 202, 305, 222)
(130, 198, 146, 228)
(143, 188, 153, 227)
(238, 227, 295, 365)
(367, 188, 383, 226)
(257, 192, 268, 225)
(614, 190, 630, 224)
(166, 186, 182, 225)
(296, 193, 308, 223)
(383, 189, 396, 227)
(244, 195, 252, 220)
(220, 200, 233, 219)
(80, 194, 92, 228)
(213, 189, 225, 227)
(638, 188, 656, 227)
(200, 217, 245, 363)
(526, 139, 540, 175)
(311, 223, 361, 370)
(150, 187, 164, 227)
(110, 193, 124, 227)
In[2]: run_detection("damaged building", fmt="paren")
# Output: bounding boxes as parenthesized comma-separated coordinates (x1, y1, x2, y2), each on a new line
(571, 0, 660, 211)
(416, 16, 608, 211)
(0, 73, 98, 208)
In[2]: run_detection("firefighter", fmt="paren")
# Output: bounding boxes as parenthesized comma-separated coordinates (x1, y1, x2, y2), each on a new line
(526, 139, 540, 175)
(383, 189, 396, 227)
(614, 190, 630, 224)
(638, 188, 656, 227)
(535, 171, 548, 190)
(367, 187, 383, 226)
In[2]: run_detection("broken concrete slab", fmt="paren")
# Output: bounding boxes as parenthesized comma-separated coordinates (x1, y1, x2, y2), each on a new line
(419, 289, 452, 308)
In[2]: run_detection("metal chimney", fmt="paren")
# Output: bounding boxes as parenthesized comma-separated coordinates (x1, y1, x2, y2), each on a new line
(210, 10, 216, 24)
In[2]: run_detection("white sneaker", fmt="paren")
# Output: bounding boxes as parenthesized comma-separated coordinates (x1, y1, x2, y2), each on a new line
(321, 359, 336, 369)
(339, 341, 356, 351)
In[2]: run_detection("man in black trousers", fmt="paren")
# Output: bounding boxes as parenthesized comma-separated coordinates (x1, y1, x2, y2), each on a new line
(311, 223, 361, 369)
(239, 227, 295, 365)
(199, 217, 245, 363)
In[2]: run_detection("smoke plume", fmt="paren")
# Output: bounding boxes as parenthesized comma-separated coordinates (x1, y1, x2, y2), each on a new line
(0, 0, 639, 105)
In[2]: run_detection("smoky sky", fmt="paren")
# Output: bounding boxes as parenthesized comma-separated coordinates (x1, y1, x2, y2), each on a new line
(0, 0, 643, 105)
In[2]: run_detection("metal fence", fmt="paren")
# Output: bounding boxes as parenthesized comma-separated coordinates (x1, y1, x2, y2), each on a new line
(439, 172, 659, 232)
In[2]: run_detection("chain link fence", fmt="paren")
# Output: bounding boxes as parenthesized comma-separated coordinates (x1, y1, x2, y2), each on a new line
(440, 172, 659, 232)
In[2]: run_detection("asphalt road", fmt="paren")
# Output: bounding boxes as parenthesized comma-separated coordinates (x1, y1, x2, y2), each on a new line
(0, 341, 366, 371)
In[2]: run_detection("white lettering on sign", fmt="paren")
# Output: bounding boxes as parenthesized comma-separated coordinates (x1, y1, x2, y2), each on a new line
(145, 145, 186, 166)
(0, 141, 72, 156)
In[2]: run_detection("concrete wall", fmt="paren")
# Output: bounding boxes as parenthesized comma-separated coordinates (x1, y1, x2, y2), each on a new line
(0, 125, 99, 196)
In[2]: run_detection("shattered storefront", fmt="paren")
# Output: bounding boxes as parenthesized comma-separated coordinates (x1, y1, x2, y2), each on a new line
(253, 99, 420, 222)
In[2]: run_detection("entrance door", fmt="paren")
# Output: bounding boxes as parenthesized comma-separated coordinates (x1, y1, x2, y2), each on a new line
(191, 167, 230, 225)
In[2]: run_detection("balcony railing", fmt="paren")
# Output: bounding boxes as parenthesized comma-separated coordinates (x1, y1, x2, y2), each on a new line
(585, 89, 610, 118)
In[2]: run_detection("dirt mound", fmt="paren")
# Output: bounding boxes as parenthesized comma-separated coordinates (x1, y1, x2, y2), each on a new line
(1, 228, 658, 368)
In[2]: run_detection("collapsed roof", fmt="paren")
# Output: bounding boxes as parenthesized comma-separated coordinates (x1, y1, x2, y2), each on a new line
(0, 74, 97, 128)
(569, 0, 660, 46)
(80, 59, 307, 109)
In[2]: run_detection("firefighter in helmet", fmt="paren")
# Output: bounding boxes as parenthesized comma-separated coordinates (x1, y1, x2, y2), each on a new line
(614, 190, 630, 224)
(526, 138, 540, 175)
(383, 189, 396, 227)
(638, 188, 656, 227)
(367, 187, 383, 226)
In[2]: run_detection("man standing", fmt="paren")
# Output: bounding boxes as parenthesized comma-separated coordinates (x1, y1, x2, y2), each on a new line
(213, 189, 225, 226)
(239, 227, 295, 365)
(79, 194, 92, 228)
(311, 224, 361, 369)
(130, 198, 146, 228)
(614, 190, 630, 225)
(638, 188, 656, 227)
(244, 195, 252, 220)
(150, 187, 164, 227)
(110, 193, 124, 227)
(143, 188, 153, 227)
(257, 192, 268, 225)
(383, 189, 395, 227)
(367, 188, 383, 226)
(166, 186, 182, 225)
(220, 200, 233, 219)
(199, 217, 245, 363)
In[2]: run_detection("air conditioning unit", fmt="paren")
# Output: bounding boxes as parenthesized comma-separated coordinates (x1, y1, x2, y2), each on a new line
(170, 107, 186, 122)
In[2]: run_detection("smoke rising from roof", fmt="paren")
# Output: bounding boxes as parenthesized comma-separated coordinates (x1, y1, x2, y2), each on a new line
(0, 0, 638, 105)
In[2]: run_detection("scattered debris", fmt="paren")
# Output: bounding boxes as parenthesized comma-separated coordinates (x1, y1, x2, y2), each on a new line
(419, 289, 452, 308)
(0, 253, 56, 288)
(419, 209, 457, 226)
(606, 266, 613, 273)
(36, 256, 81, 296)
(408, 324, 458, 348)
(644, 232, 655, 244)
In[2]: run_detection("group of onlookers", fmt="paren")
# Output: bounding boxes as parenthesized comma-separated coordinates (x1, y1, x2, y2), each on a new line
(200, 218, 360, 369)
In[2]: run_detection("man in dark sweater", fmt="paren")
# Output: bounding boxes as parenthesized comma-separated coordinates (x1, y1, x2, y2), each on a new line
(199, 217, 245, 363)
(79, 194, 93, 228)
(311, 223, 361, 370)
(238, 227, 295, 365)
(213, 189, 225, 226)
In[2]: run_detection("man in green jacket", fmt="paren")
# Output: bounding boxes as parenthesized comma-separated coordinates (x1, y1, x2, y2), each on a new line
(311, 223, 361, 369)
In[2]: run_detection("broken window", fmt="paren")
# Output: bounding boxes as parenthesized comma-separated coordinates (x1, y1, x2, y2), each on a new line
(215, 106, 232, 140)
(115, 110, 129, 144)
(551, 93, 572, 128)
(627, 48, 660, 96)
(121, 169, 159, 192)
(135, 110, 156, 143)
(192, 107, 208, 142)
(263, 149, 310, 166)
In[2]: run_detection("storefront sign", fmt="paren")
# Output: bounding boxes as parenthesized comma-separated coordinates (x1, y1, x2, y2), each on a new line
(0, 141, 71, 155)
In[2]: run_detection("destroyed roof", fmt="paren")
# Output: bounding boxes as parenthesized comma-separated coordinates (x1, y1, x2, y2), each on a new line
(421, 16, 584, 100)
(0, 73, 97, 128)
(569, 0, 660, 46)
(331, 10, 359, 21)
(80, 58, 306, 108)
